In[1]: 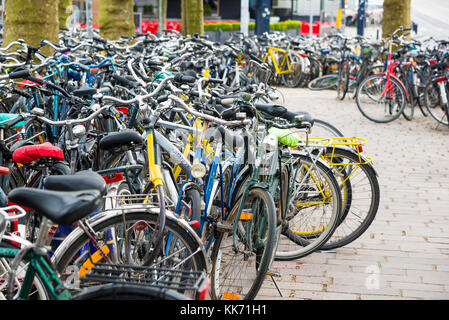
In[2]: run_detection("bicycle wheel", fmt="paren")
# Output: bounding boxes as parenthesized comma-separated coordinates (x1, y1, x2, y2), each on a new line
(308, 74, 338, 91)
(53, 211, 207, 290)
(210, 187, 276, 300)
(399, 74, 415, 121)
(72, 284, 189, 300)
(355, 74, 406, 123)
(312, 119, 344, 137)
(337, 60, 350, 100)
(281, 54, 305, 88)
(424, 80, 449, 126)
(275, 152, 341, 261)
(319, 148, 380, 250)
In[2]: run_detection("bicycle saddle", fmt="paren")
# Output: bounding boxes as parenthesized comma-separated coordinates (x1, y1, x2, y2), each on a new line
(44, 170, 108, 196)
(8, 188, 102, 225)
(12, 142, 64, 164)
(72, 86, 97, 97)
(254, 104, 314, 125)
(99, 129, 143, 150)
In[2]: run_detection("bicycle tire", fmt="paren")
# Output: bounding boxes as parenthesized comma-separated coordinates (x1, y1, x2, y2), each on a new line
(281, 54, 304, 88)
(337, 60, 350, 100)
(312, 119, 344, 137)
(399, 73, 415, 121)
(72, 283, 189, 300)
(210, 187, 276, 300)
(274, 153, 341, 260)
(424, 80, 449, 126)
(53, 211, 207, 293)
(308, 74, 338, 91)
(319, 148, 380, 250)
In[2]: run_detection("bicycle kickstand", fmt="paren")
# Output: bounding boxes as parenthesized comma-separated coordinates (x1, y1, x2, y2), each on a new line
(266, 270, 283, 297)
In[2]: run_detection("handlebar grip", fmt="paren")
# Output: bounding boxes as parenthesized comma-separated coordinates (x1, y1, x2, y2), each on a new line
(157, 95, 169, 103)
(220, 98, 235, 105)
(9, 69, 31, 80)
(26, 76, 44, 86)
(147, 60, 164, 66)
(207, 78, 223, 84)
(249, 53, 264, 64)
(174, 73, 196, 84)
(112, 73, 138, 88)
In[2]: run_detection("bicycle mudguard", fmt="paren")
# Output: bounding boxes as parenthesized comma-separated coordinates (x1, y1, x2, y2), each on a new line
(374, 72, 410, 101)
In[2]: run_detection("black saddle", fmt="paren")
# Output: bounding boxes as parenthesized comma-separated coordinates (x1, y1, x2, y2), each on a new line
(254, 103, 314, 125)
(43, 170, 107, 196)
(72, 86, 97, 97)
(8, 188, 102, 225)
(99, 130, 143, 150)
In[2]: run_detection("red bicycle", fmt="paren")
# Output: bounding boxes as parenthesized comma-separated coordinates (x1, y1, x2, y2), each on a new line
(355, 27, 411, 123)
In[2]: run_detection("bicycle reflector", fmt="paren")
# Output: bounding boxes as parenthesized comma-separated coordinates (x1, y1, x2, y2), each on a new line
(197, 278, 211, 300)
(102, 173, 123, 184)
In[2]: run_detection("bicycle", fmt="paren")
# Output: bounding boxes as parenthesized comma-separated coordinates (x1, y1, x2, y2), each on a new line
(0, 176, 208, 300)
(355, 27, 412, 123)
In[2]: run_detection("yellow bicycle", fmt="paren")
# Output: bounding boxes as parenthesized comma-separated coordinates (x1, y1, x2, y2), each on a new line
(263, 44, 304, 88)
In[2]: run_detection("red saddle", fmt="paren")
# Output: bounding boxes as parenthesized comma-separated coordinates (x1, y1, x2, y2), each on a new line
(12, 142, 64, 164)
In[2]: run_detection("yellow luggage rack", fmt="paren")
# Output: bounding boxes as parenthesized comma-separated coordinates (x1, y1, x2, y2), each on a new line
(296, 136, 373, 166)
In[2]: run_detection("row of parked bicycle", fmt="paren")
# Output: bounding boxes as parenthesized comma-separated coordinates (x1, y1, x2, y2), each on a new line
(0, 27, 380, 300)
(280, 27, 449, 127)
(233, 27, 449, 127)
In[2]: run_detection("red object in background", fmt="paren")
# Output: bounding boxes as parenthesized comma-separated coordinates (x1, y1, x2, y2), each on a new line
(300, 21, 309, 34)
(312, 21, 320, 35)
(300, 21, 320, 35)
(141, 20, 181, 34)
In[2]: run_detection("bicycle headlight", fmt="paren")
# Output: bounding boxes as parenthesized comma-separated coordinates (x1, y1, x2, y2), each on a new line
(73, 124, 86, 139)
(191, 159, 206, 179)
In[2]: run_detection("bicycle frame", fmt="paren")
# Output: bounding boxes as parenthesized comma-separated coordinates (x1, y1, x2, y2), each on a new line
(0, 245, 71, 300)
(263, 47, 292, 75)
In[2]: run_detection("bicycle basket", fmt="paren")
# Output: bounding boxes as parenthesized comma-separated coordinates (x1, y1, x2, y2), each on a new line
(80, 262, 210, 300)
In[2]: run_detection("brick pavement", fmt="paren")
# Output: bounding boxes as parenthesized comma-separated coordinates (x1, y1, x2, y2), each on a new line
(256, 87, 449, 300)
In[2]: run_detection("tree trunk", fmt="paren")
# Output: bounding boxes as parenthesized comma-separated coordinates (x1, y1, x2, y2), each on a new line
(181, 0, 204, 36)
(181, 0, 187, 35)
(99, 0, 135, 40)
(382, 0, 411, 39)
(3, 0, 59, 52)
(158, 0, 167, 34)
(59, 0, 73, 29)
